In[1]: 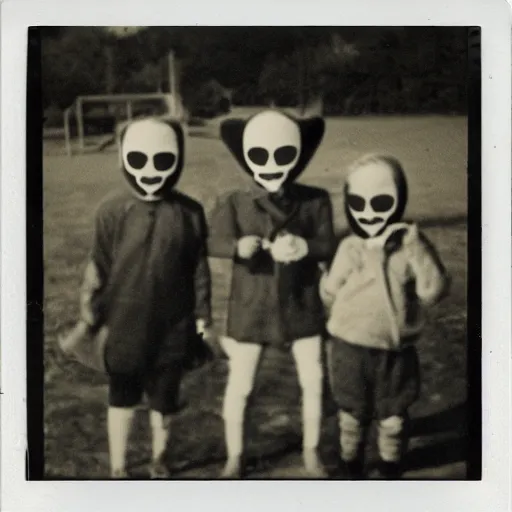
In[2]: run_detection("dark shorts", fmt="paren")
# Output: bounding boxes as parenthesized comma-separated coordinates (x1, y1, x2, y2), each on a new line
(108, 362, 183, 414)
(327, 338, 420, 423)
(106, 317, 193, 414)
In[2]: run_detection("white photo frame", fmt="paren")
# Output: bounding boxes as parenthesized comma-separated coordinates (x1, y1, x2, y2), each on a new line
(1, 1, 511, 511)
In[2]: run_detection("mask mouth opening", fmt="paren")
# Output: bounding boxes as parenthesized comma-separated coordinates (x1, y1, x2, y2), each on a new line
(258, 172, 285, 181)
(140, 176, 164, 185)
(358, 217, 385, 225)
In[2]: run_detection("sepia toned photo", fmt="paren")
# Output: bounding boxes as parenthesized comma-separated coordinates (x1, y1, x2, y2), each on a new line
(29, 26, 479, 481)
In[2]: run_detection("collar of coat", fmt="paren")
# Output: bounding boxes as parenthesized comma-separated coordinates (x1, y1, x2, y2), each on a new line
(247, 185, 301, 224)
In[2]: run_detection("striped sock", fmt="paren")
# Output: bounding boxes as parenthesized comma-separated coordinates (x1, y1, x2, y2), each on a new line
(338, 411, 364, 462)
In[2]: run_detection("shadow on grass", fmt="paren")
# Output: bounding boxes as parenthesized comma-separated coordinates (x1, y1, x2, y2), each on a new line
(44, 403, 471, 480)
(404, 401, 469, 475)
(405, 438, 467, 474)
(327, 402, 471, 480)
(126, 432, 303, 479)
(409, 401, 468, 437)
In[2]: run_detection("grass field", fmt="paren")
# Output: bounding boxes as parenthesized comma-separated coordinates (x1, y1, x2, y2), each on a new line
(43, 115, 469, 479)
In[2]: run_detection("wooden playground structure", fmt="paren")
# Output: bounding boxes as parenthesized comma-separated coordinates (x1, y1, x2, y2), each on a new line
(62, 92, 179, 156)
(62, 51, 183, 156)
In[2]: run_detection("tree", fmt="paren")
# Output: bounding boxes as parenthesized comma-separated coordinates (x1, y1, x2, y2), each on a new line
(42, 27, 110, 109)
(41, 27, 468, 116)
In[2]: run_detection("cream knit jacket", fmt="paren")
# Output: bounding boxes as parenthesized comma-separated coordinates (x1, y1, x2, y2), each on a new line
(320, 224, 449, 351)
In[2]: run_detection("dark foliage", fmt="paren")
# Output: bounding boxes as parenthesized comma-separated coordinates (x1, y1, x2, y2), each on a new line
(41, 27, 468, 119)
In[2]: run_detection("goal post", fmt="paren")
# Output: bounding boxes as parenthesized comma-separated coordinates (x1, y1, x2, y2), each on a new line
(64, 92, 176, 156)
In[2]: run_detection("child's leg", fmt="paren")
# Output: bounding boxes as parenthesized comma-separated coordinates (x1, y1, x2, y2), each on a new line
(146, 361, 184, 479)
(338, 411, 365, 464)
(149, 410, 170, 462)
(108, 374, 144, 477)
(326, 339, 370, 478)
(291, 335, 325, 476)
(374, 346, 420, 478)
(221, 338, 263, 477)
(377, 416, 407, 466)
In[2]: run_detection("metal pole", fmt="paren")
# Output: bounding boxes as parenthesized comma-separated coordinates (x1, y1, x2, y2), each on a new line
(76, 98, 84, 152)
(126, 100, 132, 121)
(64, 107, 72, 156)
(174, 57, 183, 119)
(116, 123, 123, 167)
(168, 50, 177, 115)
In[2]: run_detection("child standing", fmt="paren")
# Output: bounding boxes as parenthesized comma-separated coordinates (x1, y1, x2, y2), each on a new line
(320, 154, 450, 479)
(209, 110, 335, 478)
(75, 117, 212, 479)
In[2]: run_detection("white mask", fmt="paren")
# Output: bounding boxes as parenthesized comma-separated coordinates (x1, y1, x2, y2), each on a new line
(347, 160, 398, 237)
(242, 111, 301, 193)
(121, 119, 179, 201)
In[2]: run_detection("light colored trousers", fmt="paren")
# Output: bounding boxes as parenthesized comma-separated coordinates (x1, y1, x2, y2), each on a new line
(220, 335, 324, 458)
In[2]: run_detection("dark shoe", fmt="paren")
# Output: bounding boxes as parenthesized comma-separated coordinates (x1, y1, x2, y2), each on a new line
(336, 457, 365, 480)
(372, 460, 403, 480)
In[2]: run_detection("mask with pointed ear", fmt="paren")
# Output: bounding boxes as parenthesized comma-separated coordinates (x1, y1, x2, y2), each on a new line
(119, 118, 185, 201)
(220, 110, 325, 192)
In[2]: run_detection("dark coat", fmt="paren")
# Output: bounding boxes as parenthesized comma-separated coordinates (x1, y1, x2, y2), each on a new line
(208, 184, 335, 349)
(90, 190, 212, 375)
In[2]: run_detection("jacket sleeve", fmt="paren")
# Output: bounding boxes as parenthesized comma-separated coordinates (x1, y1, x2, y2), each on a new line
(90, 203, 115, 282)
(207, 193, 239, 259)
(194, 208, 213, 325)
(304, 193, 336, 261)
(81, 203, 115, 325)
(319, 237, 357, 307)
(79, 260, 102, 326)
(405, 228, 451, 306)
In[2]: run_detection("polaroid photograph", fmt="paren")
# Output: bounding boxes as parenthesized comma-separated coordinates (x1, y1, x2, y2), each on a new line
(1, 1, 511, 511)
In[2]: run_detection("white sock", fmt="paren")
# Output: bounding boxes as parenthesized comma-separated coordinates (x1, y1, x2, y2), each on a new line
(108, 406, 136, 474)
(150, 410, 170, 462)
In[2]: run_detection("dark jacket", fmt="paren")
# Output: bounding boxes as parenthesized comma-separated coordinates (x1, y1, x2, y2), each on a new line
(208, 184, 335, 348)
(90, 190, 211, 374)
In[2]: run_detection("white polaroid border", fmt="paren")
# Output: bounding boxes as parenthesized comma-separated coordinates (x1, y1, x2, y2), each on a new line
(1, 1, 511, 511)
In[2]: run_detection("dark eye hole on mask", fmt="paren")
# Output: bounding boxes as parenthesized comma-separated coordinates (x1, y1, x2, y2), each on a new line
(247, 147, 269, 166)
(274, 145, 298, 166)
(347, 194, 365, 212)
(127, 151, 148, 170)
(371, 194, 395, 212)
(153, 152, 176, 171)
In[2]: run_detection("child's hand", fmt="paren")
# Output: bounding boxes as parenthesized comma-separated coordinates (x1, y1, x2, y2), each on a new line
(196, 319, 224, 359)
(196, 318, 209, 338)
(378, 222, 413, 245)
(319, 272, 336, 307)
(80, 300, 96, 326)
(237, 236, 262, 259)
(270, 234, 308, 263)
(401, 224, 420, 261)
(286, 235, 309, 261)
(402, 223, 419, 245)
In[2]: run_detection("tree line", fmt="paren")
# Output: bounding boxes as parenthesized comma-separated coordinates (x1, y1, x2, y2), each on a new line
(42, 26, 468, 120)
